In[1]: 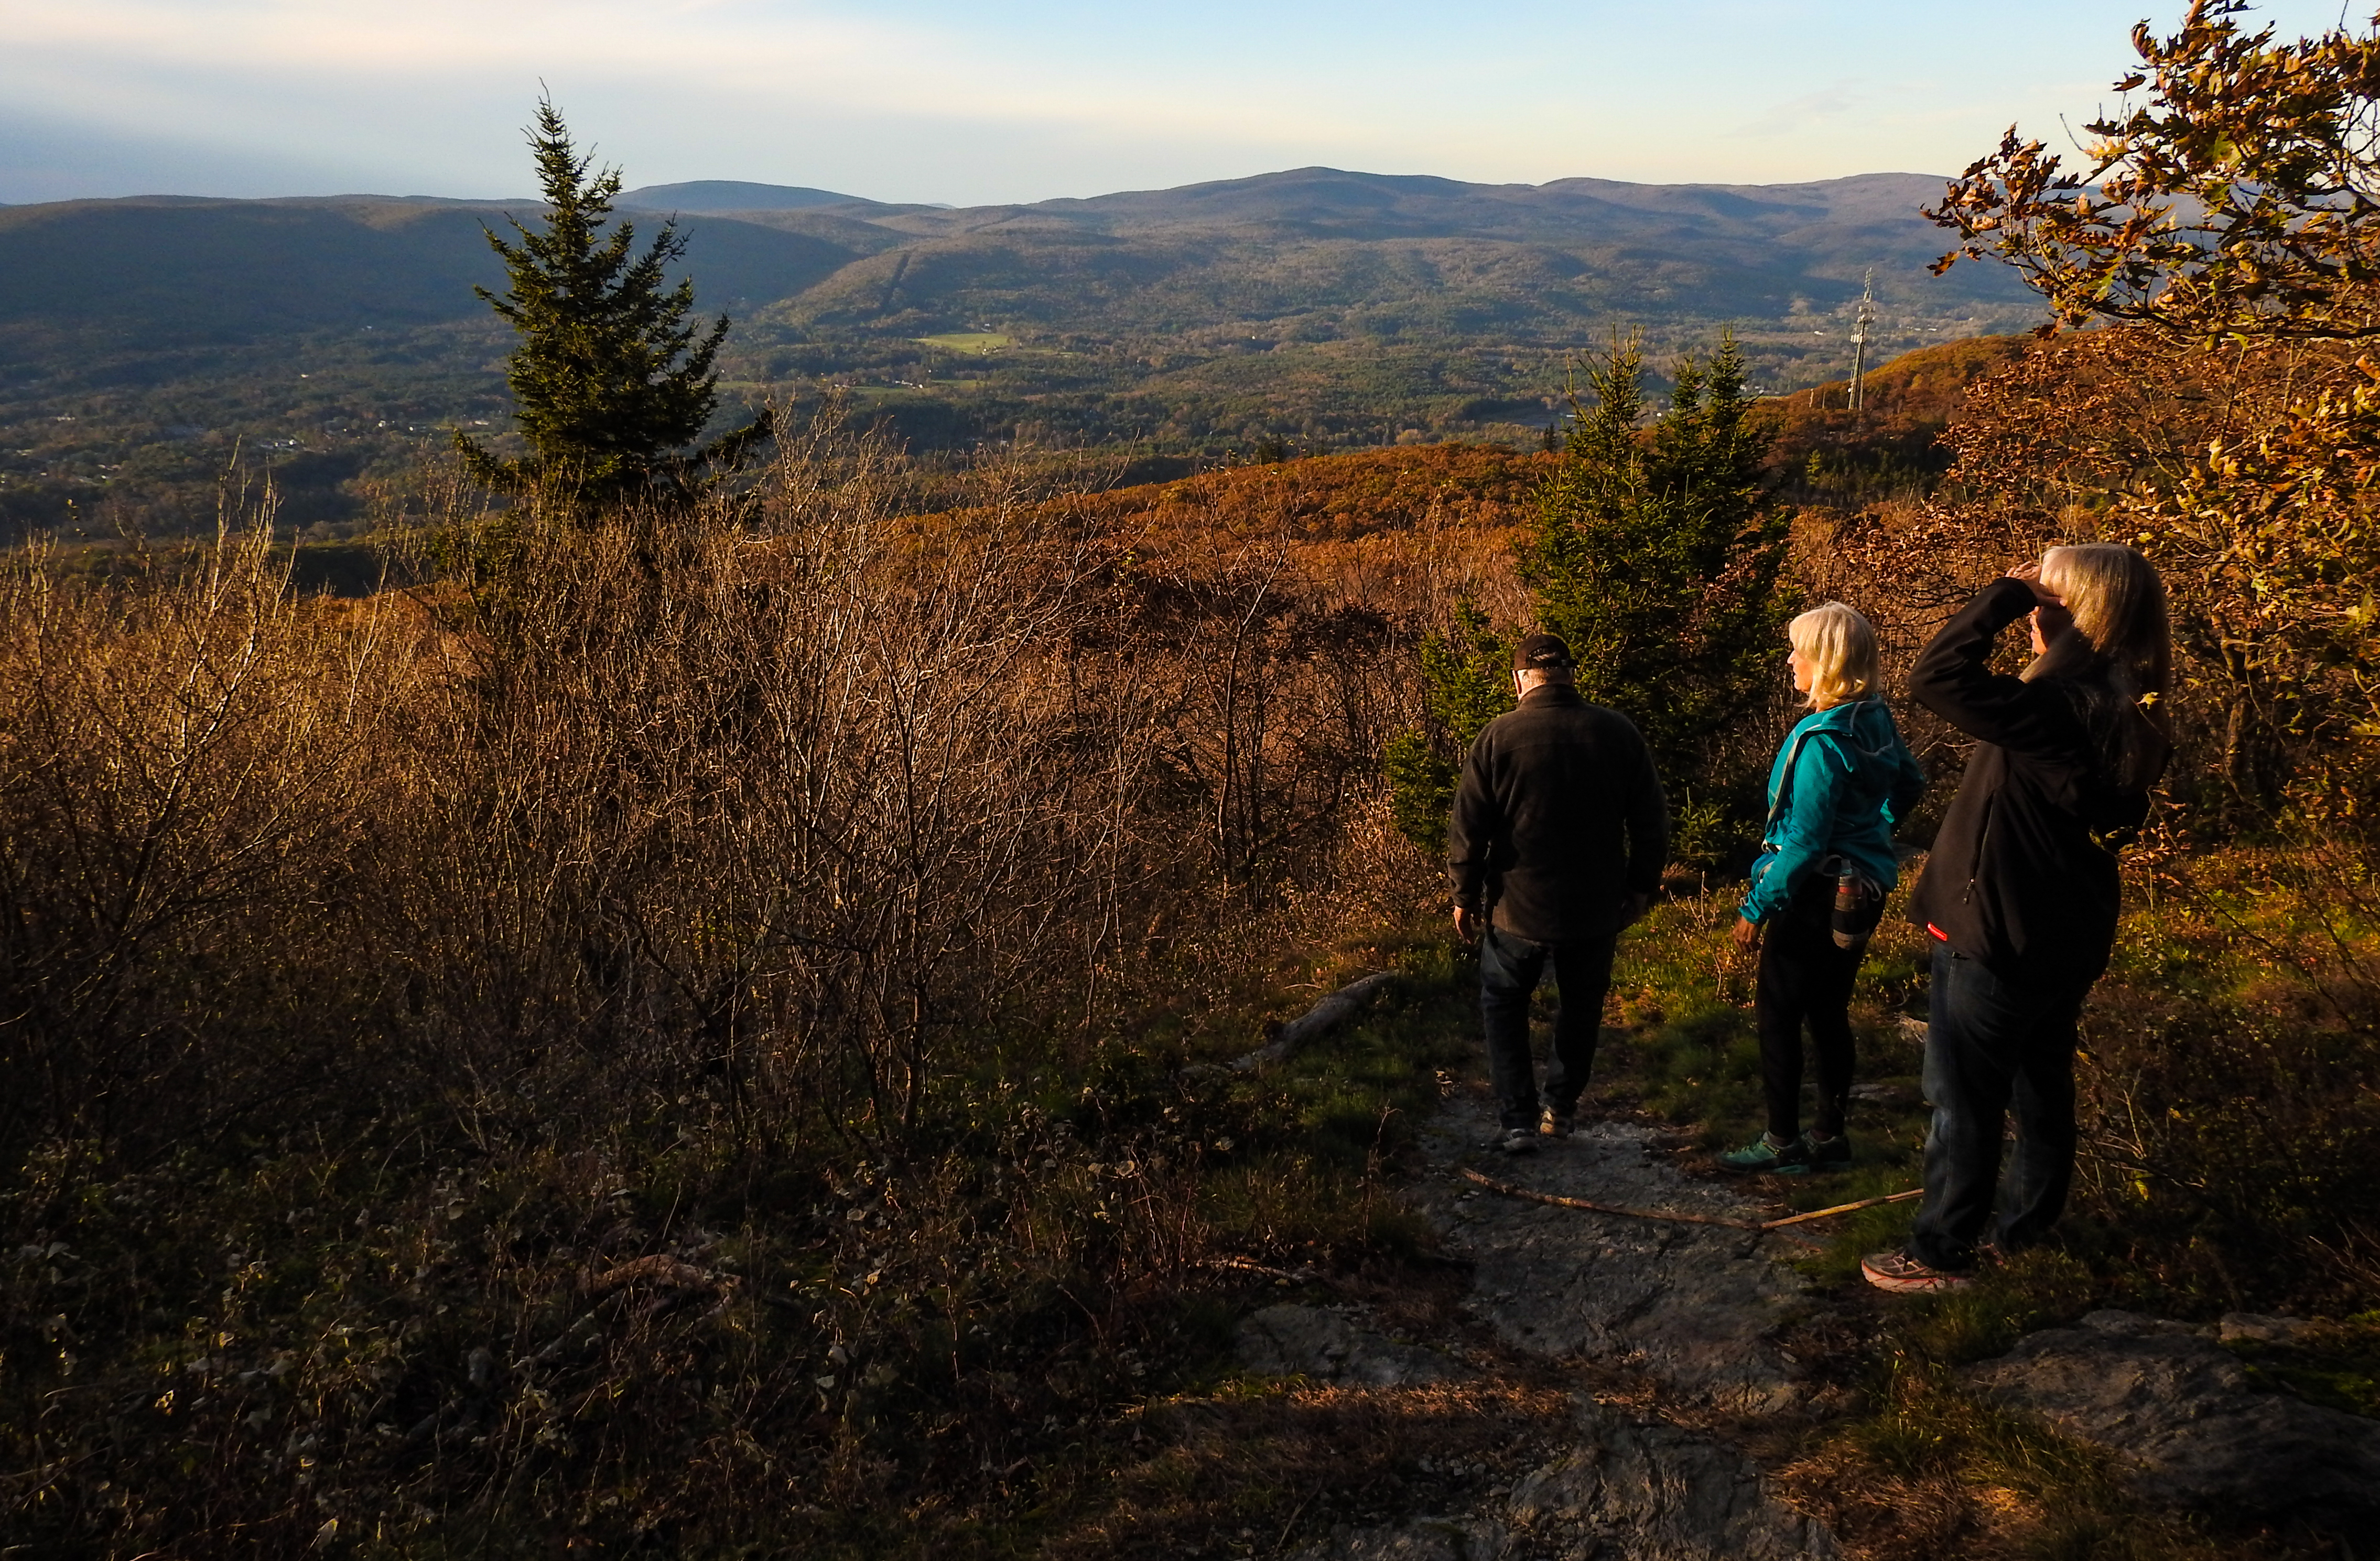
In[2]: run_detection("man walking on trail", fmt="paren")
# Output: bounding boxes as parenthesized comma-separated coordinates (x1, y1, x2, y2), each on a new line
(1449, 633, 1670, 1155)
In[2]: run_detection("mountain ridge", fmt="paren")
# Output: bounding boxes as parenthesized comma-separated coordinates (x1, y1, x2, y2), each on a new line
(0, 167, 2003, 333)
(616, 179, 879, 213)
(0, 164, 2040, 540)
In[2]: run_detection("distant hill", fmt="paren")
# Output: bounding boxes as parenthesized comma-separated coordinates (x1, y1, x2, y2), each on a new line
(0, 195, 863, 339)
(617, 180, 876, 213)
(0, 168, 2025, 341)
(0, 166, 2044, 541)
(909, 167, 1954, 248)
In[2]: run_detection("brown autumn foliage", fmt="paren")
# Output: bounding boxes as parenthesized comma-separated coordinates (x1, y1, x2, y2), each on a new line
(0, 420, 1535, 1555)
(1931, 0, 2380, 344)
(1812, 327, 2380, 829)
(1057, 442, 1551, 541)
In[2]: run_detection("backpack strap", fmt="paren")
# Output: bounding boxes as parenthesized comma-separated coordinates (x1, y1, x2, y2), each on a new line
(1762, 725, 1824, 849)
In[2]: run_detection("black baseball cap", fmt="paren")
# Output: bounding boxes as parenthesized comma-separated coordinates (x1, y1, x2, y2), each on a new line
(1514, 632, 1576, 671)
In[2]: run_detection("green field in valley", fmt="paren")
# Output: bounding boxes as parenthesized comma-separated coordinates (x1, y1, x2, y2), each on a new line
(913, 331, 1014, 355)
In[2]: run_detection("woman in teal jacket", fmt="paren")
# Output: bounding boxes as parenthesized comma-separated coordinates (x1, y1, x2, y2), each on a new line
(1719, 601, 1925, 1174)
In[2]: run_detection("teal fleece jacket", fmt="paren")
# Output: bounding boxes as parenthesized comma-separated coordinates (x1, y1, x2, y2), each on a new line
(1740, 696, 1926, 926)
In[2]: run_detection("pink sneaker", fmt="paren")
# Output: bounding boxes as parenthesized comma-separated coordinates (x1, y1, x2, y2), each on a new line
(1862, 1249, 1975, 1294)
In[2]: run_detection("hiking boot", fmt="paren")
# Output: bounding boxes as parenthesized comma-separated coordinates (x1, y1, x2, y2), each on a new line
(1539, 1105, 1576, 1139)
(1715, 1133, 1804, 1174)
(1861, 1250, 1974, 1294)
(1494, 1128, 1539, 1156)
(1800, 1129, 1852, 1171)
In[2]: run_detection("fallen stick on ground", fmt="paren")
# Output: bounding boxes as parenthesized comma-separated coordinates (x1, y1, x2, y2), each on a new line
(1757, 1186, 1927, 1229)
(1461, 1166, 1923, 1233)
(1199, 1254, 1335, 1287)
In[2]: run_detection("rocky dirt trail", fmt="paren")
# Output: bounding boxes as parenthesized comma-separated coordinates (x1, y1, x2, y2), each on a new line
(1234, 1067, 2380, 1559)
(1241, 1085, 1843, 1561)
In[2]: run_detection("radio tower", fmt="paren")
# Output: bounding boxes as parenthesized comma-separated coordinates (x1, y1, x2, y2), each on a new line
(1848, 268, 1876, 417)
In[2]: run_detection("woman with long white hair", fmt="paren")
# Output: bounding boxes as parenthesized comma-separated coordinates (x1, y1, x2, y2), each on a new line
(1718, 601, 1925, 1175)
(1864, 544, 2173, 1293)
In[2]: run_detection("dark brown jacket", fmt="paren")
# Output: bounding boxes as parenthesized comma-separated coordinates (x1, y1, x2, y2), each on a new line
(1906, 578, 2171, 989)
(1448, 685, 1669, 942)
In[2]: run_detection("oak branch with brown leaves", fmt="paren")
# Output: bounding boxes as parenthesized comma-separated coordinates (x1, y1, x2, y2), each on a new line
(1930, 0, 2380, 342)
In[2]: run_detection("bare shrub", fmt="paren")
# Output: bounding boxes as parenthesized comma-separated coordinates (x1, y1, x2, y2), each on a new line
(1, 406, 1500, 1164)
(0, 518, 422, 1161)
(0, 420, 1504, 1553)
(386, 417, 1142, 1142)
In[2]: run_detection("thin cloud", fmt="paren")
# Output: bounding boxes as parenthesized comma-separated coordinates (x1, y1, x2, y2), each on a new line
(1730, 82, 1866, 142)
(3, 0, 2364, 203)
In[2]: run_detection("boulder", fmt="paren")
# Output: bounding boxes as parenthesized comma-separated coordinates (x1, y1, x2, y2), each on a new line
(1969, 1309, 2380, 1535)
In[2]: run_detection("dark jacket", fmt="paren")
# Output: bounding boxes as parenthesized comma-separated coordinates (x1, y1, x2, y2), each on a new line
(1448, 684, 1669, 942)
(1906, 577, 2171, 989)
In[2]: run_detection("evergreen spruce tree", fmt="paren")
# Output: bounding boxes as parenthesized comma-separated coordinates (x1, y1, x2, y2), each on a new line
(1523, 331, 1789, 851)
(1385, 332, 1788, 859)
(457, 98, 769, 505)
(1381, 603, 1513, 854)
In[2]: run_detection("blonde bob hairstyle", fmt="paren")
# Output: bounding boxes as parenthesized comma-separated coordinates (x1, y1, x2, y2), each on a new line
(1789, 601, 1880, 709)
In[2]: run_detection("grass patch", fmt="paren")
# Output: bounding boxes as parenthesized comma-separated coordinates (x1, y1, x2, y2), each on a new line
(0, 909, 1489, 1556)
(1599, 887, 1934, 1182)
(2226, 1312, 2380, 1418)
(1039, 1379, 1572, 1559)
(916, 332, 1015, 355)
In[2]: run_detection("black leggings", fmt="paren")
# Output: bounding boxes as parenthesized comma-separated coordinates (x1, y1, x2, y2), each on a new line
(1756, 879, 1863, 1139)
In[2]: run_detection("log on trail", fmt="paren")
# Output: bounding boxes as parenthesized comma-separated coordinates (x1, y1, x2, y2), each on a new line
(1227, 970, 1398, 1072)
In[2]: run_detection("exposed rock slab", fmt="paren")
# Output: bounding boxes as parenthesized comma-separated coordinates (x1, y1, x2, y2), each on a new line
(1290, 1398, 1837, 1561)
(1287, 1090, 1836, 1560)
(1502, 1399, 1840, 1560)
(2215, 1310, 2319, 1347)
(1291, 1515, 1502, 1561)
(1236, 1302, 1466, 1386)
(1969, 1309, 2380, 1533)
(1414, 1096, 1808, 1411)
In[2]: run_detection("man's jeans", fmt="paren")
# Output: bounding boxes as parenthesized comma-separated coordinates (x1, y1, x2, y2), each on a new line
(1908, 944, 2090, 1271)
(1479, 926, 1618, 1132)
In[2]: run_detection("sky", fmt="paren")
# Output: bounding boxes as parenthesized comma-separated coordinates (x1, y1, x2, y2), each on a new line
(0, 0, 2362, 206)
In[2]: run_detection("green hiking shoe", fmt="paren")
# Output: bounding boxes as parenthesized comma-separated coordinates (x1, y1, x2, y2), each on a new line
(1715, 1133, 1800, 1174)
